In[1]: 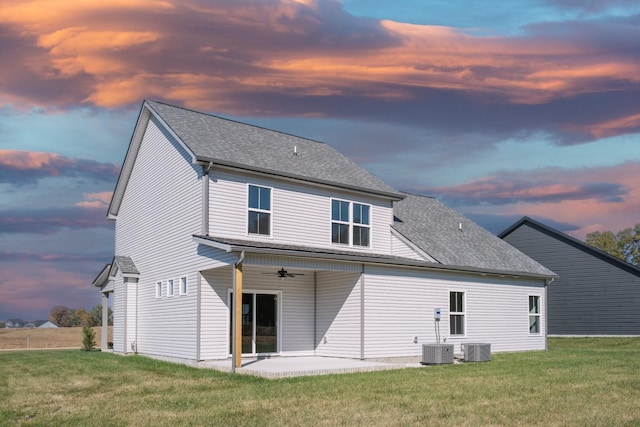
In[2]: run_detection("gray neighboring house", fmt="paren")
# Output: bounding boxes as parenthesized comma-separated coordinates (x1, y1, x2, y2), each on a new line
(35, 320, 58, 328)
(93, 100, 555, 365)
(500, 217, 640, 336)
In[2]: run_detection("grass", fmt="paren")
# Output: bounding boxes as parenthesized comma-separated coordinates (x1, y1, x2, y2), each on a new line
(1, 338, 639, 426)
(0, 327, 112, 350)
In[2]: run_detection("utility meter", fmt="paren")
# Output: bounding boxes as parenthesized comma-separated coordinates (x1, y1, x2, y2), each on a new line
(434, 308, 441, 321)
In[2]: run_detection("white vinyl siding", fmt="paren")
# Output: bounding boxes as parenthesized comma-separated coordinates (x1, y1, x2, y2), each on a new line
(363, 266, 546, 357)
(114, 116, 235, 360)
(315, 271, 362, 358)
(209, 170, 393, 255)
(200, 266, 315, 359)
(125, 278, 137, 352)
(112, 276, 126, 354)
(390, 233, 433, 261)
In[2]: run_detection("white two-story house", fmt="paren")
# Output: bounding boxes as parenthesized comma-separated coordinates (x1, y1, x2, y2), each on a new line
(93, 101, 555, 366)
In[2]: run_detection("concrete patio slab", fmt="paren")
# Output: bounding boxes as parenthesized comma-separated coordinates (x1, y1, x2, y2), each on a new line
(199, 356, 421, 378)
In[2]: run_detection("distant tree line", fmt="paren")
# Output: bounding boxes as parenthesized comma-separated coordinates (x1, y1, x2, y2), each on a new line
(586, 223, 640, 266)
(48, 305, 113, 327)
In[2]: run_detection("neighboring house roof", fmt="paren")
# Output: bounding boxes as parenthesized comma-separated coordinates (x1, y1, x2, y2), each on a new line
(499, 216, 640, 277)
(34, 320, 57, 328)
(392, 194, 556, 277)
(109, 101, 403, 218)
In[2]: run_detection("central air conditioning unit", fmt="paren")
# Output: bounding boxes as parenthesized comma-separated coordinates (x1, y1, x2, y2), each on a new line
(421, 344, 454, 365)
(463, 343, 491, 362)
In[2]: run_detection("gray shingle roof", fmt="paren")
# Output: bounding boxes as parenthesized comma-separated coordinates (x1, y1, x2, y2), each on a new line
(114, 256, 139, 275)
(146, 101, 402, 199)
(392, 193, 555, 276)
(193, 235, 553, 278)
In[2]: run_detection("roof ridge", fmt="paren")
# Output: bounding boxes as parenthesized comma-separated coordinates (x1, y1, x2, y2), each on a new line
(146, 100, 327, 145)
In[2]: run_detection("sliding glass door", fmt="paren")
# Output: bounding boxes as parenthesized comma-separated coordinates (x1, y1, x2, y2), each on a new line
(229, 292, 279, 355)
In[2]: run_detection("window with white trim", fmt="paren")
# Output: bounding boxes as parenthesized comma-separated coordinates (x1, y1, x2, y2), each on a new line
(248, 185, 271, 235)
(331, 199, 371, 247)
(450, 291, 465, 335)
(168, 279, 174, 297)
(529, 296, 540, 334)
(156, 281, 163, 299)
(180, 276, 188, 295)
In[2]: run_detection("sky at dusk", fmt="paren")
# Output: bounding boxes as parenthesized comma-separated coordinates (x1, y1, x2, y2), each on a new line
(1, 0, 639, 321)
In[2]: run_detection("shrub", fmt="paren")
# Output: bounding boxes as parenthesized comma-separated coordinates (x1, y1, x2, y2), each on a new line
(81, 325, 96, 351)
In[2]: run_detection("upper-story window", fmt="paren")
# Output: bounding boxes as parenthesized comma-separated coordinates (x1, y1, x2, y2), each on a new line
(331, 199, 370, 247)
(248, 185, 271, 236)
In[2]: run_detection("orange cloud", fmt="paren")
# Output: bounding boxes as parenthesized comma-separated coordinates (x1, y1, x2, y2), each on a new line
(1, 0, 639, 140)
(565, 112, 640, 139)
(0, 1, 636, 107)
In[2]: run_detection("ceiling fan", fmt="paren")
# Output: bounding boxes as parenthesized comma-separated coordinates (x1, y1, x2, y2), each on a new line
(262, 268, 305, 278)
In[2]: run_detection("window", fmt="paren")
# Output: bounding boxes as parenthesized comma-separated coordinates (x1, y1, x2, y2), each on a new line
(352, 203, 370, 246)
(331, 200, 350, 244)
(331, 199, 371, 247)
(156, 281, 163, 298)
(248, 185, 271, 235)
(168, 279, 175, 296)
(529, 296, 540, 334)
(450, 291, 465, 335)
(180, 276, 188, 295)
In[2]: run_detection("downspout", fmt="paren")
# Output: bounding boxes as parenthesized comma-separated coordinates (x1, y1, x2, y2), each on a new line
(201, 162, 212, 236)
(360, 264, 365, 360)
(544, 277, 554, 351)
(231, 251, 245, 373)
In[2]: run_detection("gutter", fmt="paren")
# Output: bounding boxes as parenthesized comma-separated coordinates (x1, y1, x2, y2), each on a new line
(192, 235, 556, 281)
(195, 158, 405, 201)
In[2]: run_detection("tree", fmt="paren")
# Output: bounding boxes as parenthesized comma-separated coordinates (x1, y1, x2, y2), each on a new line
(586, 223, 640, 266)
(69, 308, 92, 327)
(90, 304, 113, 327)
(49, 305, 71, 327)
(81, 325, 96, 351)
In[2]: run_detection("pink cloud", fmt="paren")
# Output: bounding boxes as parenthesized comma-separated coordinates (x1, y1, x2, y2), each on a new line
(0, 149, 119, 184)
(427, 161, 640, 239)
(0, 262, 102, 320)
(0, 149, 71, 171)
(75, 191, 113, 208)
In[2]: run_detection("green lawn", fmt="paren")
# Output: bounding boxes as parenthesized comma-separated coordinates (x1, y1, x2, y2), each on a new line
(1, 338, 639, 426)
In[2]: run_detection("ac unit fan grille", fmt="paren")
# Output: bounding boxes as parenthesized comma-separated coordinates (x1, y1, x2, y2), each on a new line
(421, 344, 454, 365)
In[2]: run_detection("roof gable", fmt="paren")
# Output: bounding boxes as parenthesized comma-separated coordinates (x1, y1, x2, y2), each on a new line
(393, 194, 555, 276)
(109, 101, 403, 217)
(499, 216, 640, 277)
